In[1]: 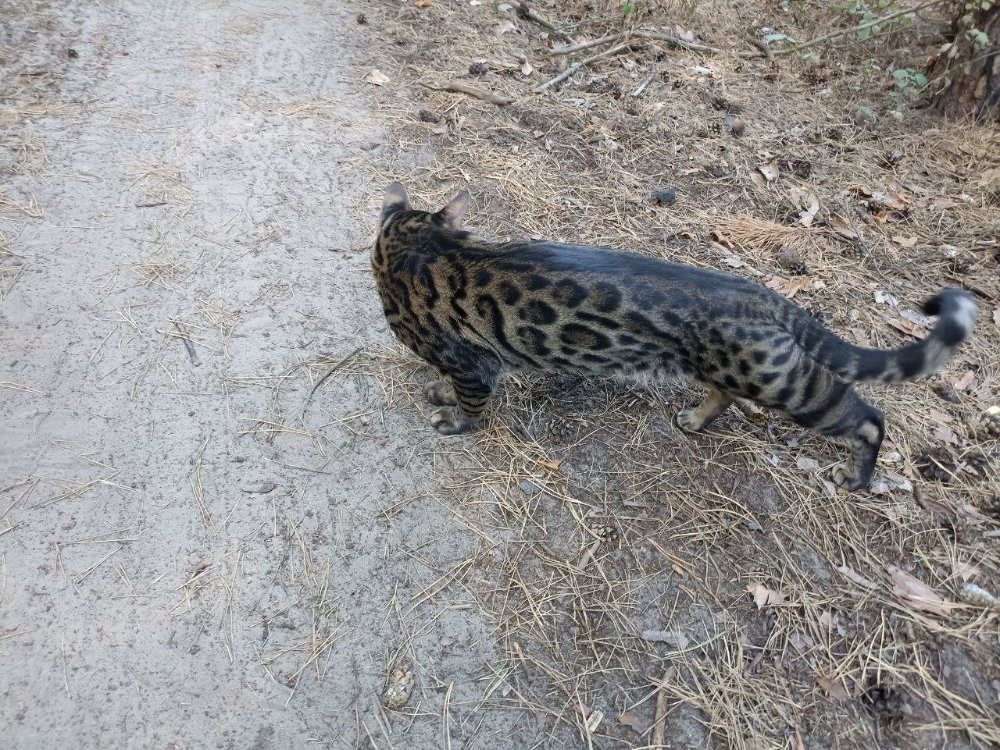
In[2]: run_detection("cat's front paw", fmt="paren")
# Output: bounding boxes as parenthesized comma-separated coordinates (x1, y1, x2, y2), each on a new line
(675, 406, 703, 433)
(831, 460, 864, 491)
(430, 407, 472, 435)
(425, 380, 457, 407)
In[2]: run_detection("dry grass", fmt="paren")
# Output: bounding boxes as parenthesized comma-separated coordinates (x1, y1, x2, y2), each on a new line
(343, 0, 1000, 747)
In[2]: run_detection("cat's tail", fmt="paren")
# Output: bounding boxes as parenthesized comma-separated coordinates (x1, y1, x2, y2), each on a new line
(790, 288, 977, 384)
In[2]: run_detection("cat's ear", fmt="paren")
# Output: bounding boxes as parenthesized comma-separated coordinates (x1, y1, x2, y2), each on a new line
(437, 189, 470, 230)
(381, 182, 411, 225)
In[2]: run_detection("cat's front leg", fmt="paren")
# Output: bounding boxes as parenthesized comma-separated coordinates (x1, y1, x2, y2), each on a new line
(429, 370, 496, 435)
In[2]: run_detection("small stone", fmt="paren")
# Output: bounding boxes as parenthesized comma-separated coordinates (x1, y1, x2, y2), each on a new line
(67, 48, 79, 59)
(519, 479, 541, 496)
(468, 61, 489, 76)
(356, 13, 367, 24)
(727, 117, 745, 137)
(650, 188, 676, 207)
(418, 109, 442, 123)
(382, 666, 415, 710)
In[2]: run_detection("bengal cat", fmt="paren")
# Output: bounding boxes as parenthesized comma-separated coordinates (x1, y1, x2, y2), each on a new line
(372, 183, 977, 491)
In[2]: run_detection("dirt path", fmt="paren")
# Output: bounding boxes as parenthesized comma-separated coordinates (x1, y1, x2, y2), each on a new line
(1, 2, 514, 747)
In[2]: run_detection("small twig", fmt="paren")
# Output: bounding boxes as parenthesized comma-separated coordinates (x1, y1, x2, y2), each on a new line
(302, 347, 362, 419)
(420, 81, 513, 106)
(173, 321, 200, 366)
(632, 30, 719, 53)
(550, 33, 619, 56)
(535, 62, 583, 92)
(749, 38, 775, 61)
(631, 68, 658, 98)
(535, 42, 645, 92)
(135, 201, 167, 208)
(651, 667, 674, 748)
(516, 2, 574, 43)
(775, 0, 947, 55)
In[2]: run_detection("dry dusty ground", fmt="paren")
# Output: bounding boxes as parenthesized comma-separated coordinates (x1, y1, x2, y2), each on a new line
(2, 1, 1000, 749)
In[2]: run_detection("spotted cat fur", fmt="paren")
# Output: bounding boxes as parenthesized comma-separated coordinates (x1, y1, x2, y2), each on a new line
(373, 183, 977, 490)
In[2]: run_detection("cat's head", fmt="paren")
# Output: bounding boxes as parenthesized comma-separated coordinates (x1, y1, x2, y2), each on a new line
(379, 182, 469, 232)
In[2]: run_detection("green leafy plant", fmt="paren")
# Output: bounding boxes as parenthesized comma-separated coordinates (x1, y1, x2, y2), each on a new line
(891, 67, 928, 107)
(622, 0, 636, 17)
(848, 0, 909, 41)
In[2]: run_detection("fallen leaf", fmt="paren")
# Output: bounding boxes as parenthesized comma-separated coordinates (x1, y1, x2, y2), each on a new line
(818, 610, 837, 630)
(765, 275, 787, 292)
(933, 423, 959, 445)
(794, 190, 820, 227)
(674, 24, 697, 43)
(888, 318, 929, 339)
(750, 583, 785, 608)
(874, 290, 898, 306)
(926, 195, 958, 211)
(784, 276, 811, 298)
(817, 675, 850, 701)
(952, 560, 980, 582)
(758, 160, 779, 182)
(415, 0, 432, 7)
(888, 565, 950, 615)
(892, 235, 918, 247)
(977, 166, 1000, 188)
(537, 458, 563, 471)
(789, 631, 815, 651)
(690, 65, 714, 76)
(365, 69, 390, 86)
(585, 709, 603, 734)
(617, 712, 645, 732)
(796, 456, 820, 471)
(852, 184, 908, 211)
(520, 59, 533, 76)
(928, 409, 952, 423)
(868, 472, 912, 495)
(993, 309, 1000, 326)
(900, 308, 932, 327)
(722, 255, 745, 268)
(494, 19, 516, 35)
(829, 214, 861, 241)
(953, 370, 976, 391)
(642, 629, 690, 649)
(837, 564, 877, 590)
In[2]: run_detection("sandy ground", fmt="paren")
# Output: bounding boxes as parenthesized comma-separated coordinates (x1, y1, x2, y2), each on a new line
(1, 1, 518, 747)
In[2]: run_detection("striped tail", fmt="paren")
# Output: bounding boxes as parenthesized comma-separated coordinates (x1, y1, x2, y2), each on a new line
(789, 288, 977, 384)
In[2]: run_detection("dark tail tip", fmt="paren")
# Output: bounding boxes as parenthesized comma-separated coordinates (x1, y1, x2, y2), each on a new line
(921, 294, 942, 316)
(922, 288, 978, 347)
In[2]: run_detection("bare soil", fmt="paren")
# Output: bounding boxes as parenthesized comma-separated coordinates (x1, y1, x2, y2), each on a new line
(2, 1, 999, 749)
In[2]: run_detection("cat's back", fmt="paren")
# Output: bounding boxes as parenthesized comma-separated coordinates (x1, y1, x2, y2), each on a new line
(464, 239, 773, 312)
